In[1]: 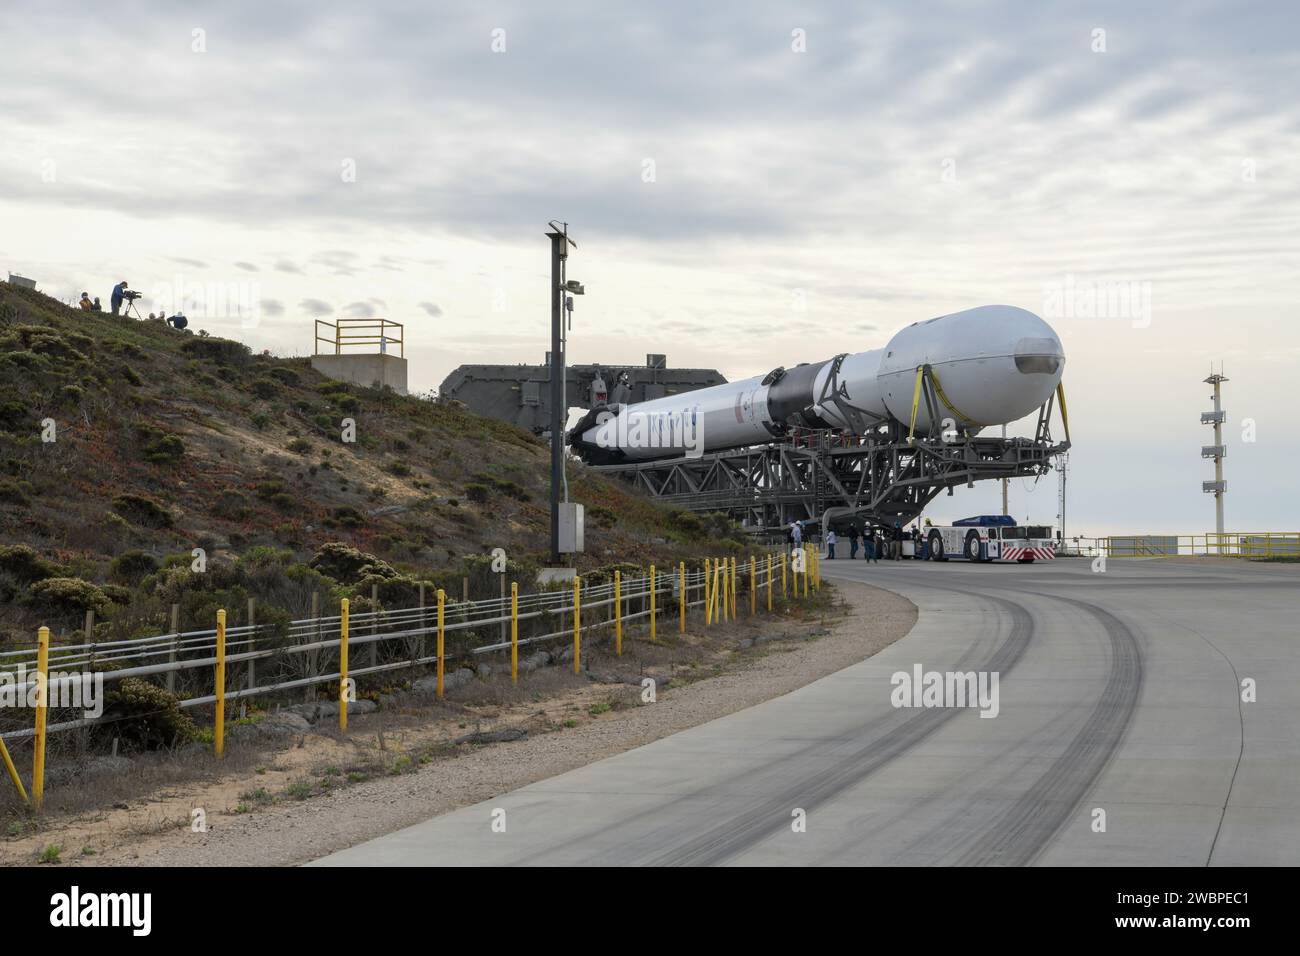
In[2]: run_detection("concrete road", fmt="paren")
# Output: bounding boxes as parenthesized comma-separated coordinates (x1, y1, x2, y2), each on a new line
(311, 558, 1300, 866)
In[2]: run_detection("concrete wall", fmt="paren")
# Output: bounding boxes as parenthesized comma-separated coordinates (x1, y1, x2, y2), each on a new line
(311, 353, 408, 395)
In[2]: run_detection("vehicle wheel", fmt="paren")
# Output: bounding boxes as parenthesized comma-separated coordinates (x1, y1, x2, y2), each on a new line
(964, 531, 982, 562)
(928, 531, 945, 561)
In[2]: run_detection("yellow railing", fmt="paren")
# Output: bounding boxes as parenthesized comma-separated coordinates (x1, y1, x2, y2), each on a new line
(1059, 533, 1300, 559)
(4, 547, 822, 809)
(314, 318, 405, 358)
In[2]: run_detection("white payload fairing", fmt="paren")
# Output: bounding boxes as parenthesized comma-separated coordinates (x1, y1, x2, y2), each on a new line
(570, 305, 1066, 464)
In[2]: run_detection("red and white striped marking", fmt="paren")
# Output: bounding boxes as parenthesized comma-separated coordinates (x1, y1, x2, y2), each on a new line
(1000, 544, 1056, 562)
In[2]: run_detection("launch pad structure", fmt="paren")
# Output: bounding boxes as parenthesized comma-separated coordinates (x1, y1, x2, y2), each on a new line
(588, 385, 1070, 535)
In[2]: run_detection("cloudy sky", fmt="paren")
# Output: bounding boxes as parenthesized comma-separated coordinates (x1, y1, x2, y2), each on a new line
(3, 1, 1298, 535)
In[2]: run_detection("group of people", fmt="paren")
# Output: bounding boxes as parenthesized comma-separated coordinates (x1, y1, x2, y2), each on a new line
(817, 521, 928, 562)
(79, 279, 134, 315)
(78, 280, 188, 329)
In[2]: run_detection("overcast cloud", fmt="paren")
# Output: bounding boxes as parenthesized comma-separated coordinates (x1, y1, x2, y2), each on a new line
(2, 0, 1298, 533)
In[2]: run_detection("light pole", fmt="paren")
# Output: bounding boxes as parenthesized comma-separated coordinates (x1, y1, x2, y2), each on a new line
(546, 222, 582, 564)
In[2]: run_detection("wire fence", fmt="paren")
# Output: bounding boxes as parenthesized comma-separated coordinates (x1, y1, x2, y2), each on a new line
(1, 549, 823, 808)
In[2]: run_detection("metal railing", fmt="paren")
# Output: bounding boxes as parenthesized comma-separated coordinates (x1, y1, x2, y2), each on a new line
(1, 549, 824, 808)
(313, 318, 405, 358)
(1056, 532, 1300, 558)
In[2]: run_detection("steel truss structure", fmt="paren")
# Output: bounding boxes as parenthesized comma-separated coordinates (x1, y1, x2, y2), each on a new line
(589, 389, 1070, 533)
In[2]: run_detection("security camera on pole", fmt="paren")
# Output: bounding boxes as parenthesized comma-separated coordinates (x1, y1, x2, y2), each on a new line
(546, 221, 586, 565)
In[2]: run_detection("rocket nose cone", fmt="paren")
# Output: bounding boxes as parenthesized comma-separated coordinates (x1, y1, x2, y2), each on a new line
(1001, 306, 1065, 376)
(1012, 335, 1065, 375)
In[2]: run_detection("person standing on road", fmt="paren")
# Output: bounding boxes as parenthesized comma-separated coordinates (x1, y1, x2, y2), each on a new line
(826, 529, 837, 559)
(864, 527, 875, 562)
(847, 525, 860, 559)
(790, 520, 802, 547)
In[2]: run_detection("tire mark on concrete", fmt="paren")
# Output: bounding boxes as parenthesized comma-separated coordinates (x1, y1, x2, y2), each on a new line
(949, 596, 1143, 866)
(643, 591, 1035, 866)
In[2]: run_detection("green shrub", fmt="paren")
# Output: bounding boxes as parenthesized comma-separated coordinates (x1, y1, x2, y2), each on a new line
(266, 492, 297, 512)
(213, 488, 250, 520)
(469, 472, 530, 501)
(0, 350, 49, 373)
(353, 572, 428, 606)
(0, 544, 59, 583)
(110, 550, 160, 584)
(0, 400, 28, 432)
(121, 364, 144, 387)
(329, 505, 363, 528)
(464, 482, 490, 504)
(181, 337, 251, 367)
(97, 678, 197, 751)
(26, 577, 110, 617)
(287, 437, 312, 454)
(250, 378, 279, 399)
(142, 433, 185, 464)
(308, 543, 397, 583)
(0, 478, 30, 506)
(111, 493, 174, 528)
(268, 367, 299, 386)
(101, 584, 132, 604)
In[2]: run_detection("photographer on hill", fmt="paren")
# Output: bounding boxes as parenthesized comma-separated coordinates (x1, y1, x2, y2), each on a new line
(110, 279, 132, 315)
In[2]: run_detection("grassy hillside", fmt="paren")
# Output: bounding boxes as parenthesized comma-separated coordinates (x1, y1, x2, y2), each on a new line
(0, 282, 742, 647)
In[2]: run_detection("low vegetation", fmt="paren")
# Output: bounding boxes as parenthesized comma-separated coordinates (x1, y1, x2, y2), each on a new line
(0, 282, 750, 762)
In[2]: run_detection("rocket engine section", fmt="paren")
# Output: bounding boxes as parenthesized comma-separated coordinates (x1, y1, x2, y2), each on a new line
(569, 305, 1065, 464)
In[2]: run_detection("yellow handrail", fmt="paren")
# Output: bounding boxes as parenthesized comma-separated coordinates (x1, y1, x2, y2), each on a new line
(314, 318, 405, 358)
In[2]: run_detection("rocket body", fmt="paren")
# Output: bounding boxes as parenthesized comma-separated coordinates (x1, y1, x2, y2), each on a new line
(571, 305, 1065, 463)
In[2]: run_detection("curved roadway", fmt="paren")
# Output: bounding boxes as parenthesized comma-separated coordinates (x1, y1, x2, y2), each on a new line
(312, 558, 1300, 866)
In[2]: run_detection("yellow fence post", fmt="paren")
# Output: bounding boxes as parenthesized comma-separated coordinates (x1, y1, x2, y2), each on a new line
(782, 551, 788, 598)
(803, 547, 810, 597)
(0, 735, 27, 806)
(719, 557, 726, 622)
(339, 598, 349, 731)
(214, 611, 226, 760)
(614, 570, 622, 656)
(767, 554, 773, 611)
(32, 626, 49, 808)
(722, 557, 728, 620)
(704, 559, 712, 626)
(511, 582, 519, 683)
(572, 577, 582, 674)
(750, 556, 756, 615)
(730, 556, 736, 617)
(650, 564, 657, 642)
(679, 562, 686, 634)
(731, 557, 737, 618)
(717, 564, 728, 624)
(724, 557, 731, 621)
(436, 589, 445, 698)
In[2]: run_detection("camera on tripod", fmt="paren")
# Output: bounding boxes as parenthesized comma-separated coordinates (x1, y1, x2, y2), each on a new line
(122, 290, 142, 301)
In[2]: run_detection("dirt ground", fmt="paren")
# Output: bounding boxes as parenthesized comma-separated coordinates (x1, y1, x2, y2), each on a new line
(1, 580, 915, 867)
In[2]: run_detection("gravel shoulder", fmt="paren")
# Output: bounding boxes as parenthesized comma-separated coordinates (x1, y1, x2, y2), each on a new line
(4, 580, 914, 867)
